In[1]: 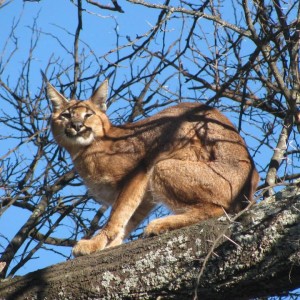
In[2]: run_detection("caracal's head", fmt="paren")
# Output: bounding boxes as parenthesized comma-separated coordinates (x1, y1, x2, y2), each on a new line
(46, 79, 109, 149)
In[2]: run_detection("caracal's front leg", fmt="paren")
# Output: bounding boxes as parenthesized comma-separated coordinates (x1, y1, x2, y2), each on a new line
(72, 170, 149, 257)
(107, 199, 155, 248)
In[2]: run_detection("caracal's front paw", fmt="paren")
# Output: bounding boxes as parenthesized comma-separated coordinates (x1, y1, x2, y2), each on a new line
(72, 233, 108, 257)
(144, 219, 170, 237)
(72, 239, 96, 257)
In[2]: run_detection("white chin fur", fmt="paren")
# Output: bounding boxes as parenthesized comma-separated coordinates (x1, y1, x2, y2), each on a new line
(68, 134, 94, 146)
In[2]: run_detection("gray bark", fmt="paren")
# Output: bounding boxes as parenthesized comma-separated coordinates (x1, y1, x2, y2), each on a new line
(0, 186, 300, 300)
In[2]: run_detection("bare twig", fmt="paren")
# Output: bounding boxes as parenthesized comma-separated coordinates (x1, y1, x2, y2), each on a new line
(86, 0, 124, 13)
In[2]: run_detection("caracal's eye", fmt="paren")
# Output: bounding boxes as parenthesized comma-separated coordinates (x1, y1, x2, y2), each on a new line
(85, 112, 94, 119)
(60, 111, 71, 119)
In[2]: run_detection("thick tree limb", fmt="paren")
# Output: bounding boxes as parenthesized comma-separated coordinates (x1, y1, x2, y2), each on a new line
(0, 186, 299, 300)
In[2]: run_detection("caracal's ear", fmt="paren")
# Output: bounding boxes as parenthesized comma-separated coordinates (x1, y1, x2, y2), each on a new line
(46, 82, 69, 112)
(41, 71, 69, 112)
(90, 80, 108, 112)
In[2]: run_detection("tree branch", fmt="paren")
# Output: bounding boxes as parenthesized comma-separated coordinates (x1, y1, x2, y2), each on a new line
(128, 0, 252, 38)
(1, 186, 299, 299)
(264, 114, 294, 197)
(86, 0, 124, 13)
(71, 0, 83, 98)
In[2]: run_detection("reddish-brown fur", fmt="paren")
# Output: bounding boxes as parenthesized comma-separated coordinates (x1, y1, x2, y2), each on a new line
(47, 80, 259, 256)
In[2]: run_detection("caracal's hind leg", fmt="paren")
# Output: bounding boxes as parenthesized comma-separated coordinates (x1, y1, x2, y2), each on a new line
(144, 203, 224, 236)
(145, 158, 251, 236)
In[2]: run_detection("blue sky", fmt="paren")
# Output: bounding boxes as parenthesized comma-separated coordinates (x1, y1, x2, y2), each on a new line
(0, 0, 155, 84)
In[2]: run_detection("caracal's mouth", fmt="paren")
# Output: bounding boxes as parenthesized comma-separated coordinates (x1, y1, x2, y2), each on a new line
(64, 127, 94, 145)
